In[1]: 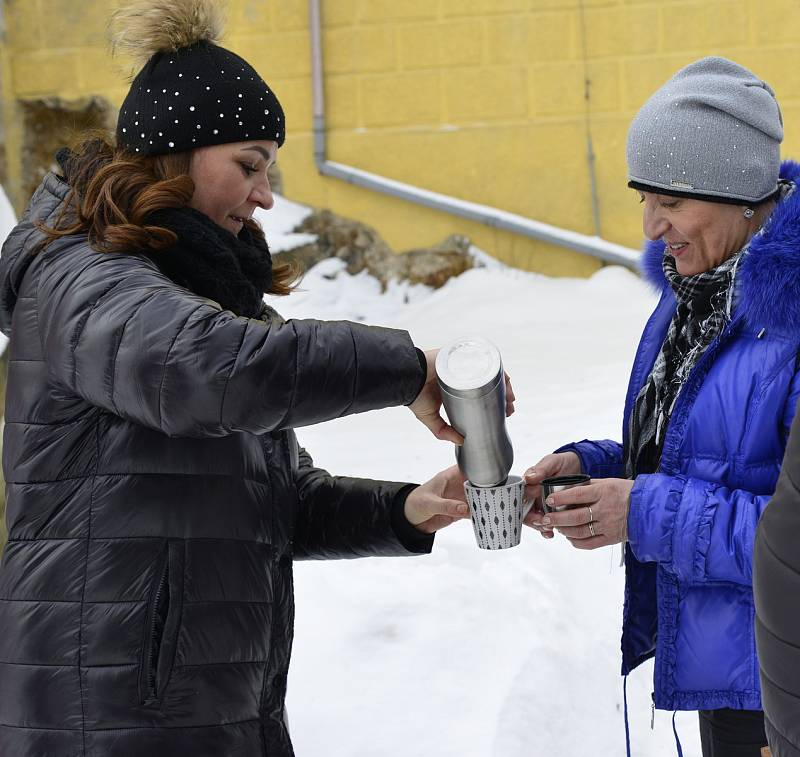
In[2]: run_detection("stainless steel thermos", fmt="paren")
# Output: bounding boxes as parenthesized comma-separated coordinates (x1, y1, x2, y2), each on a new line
(435, 336, 513, 487)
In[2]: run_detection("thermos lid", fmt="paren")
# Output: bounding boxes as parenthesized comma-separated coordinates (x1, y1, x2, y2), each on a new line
(435, 335, 502, 396)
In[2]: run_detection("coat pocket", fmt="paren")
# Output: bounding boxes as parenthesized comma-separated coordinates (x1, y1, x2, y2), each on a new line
(138, 539, 184, 705)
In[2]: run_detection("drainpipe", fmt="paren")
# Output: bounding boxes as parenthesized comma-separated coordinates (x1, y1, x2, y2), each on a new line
(307, 0, 640, 270)
(308, 0, 326, 170)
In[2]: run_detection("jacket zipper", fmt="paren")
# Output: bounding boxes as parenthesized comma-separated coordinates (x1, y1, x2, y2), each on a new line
(621, 290, 676, 466)
(147, 566, 168, 697)
(656, 314, 742, 474)
(142, 545, 170, 703)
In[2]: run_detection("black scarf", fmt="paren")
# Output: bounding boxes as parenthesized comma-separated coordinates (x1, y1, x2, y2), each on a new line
(145, 207, 273, 319)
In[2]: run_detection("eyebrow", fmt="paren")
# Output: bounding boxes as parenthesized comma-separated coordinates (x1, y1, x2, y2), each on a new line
(242, 146, 273, 162)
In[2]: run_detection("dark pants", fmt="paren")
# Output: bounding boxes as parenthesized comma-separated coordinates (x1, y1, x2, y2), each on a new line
(699, 709, 768, 757)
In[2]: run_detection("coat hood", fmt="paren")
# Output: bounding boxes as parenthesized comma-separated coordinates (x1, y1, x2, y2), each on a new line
(640, 159, 800, 337)
(0, 172, 70, 336)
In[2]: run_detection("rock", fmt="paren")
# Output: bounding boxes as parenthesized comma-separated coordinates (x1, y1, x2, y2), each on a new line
(275, 209, 475, 290)
(397, 235, 474, 289)
(20, 96, 111, 210)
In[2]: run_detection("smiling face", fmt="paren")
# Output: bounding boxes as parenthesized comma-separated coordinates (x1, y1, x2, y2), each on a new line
(638, 190, 763, 276)
(187, 140, 277, 235)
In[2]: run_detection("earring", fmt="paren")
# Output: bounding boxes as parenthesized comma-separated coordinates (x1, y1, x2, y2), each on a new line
(743, 207, 755, 219)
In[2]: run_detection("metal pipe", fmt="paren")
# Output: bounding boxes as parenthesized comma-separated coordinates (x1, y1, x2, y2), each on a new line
(308, 0, 326, 167)
(579, 0, 603, 239)
(319, 160, 639, 267)
(307, 0, 639, 270)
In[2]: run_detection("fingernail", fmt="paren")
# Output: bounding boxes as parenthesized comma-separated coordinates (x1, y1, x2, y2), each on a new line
(541, 516, 551, 526)
(544, 497, 554, 508)
(525, 468, 537, 477)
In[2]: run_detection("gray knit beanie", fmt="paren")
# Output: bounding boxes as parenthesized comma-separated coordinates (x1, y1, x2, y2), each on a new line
(627, 56, 783, 204)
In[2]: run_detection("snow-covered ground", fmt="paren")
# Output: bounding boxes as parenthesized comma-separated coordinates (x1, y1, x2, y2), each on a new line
(0, 186, 16, 238)
(0, 184, 15, 354)
(258, 200, 703, 756)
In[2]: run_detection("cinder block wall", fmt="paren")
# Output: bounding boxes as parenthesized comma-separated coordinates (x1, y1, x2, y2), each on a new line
(2, 0, 800, 275)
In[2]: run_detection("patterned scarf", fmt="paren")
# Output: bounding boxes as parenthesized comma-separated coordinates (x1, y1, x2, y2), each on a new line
(625, 249, 742, 477)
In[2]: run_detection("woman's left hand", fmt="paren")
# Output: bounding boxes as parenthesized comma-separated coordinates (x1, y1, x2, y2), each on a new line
(404, 465, 470, 534)
(541, 478, 634, 549)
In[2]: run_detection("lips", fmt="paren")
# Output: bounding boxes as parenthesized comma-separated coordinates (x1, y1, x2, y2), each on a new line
(666, 241, 688, 256)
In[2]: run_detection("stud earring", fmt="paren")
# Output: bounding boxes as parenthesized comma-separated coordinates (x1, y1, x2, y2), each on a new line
(743, 207, 755, 219)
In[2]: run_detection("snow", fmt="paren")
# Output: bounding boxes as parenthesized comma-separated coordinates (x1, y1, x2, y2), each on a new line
(259, 198, 703, 756)
(254, 194, 316, 253)
(0, 185, 17, 238)
(0, 184, 16, 355)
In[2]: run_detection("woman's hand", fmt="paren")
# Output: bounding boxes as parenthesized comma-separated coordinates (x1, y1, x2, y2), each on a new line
(409, 349, 515, 445)
(522, 452, 582, 539)
(404, 465, 471, 534)
(536, 477, 634, 549)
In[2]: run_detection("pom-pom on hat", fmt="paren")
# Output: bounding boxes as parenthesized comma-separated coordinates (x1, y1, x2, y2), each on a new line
(626, 56, 782, 205)
(112, 0, 285, 156)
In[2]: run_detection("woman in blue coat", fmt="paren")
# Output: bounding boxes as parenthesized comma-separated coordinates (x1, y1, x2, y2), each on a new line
(525, 57, 800, 755)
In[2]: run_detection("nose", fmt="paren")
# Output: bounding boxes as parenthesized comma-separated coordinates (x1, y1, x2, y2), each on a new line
(642, 198, 670, 241)
(250, 173, 274, 211)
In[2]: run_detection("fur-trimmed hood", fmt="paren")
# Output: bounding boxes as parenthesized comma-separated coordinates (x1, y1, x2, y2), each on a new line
(640, 159, 800, 337)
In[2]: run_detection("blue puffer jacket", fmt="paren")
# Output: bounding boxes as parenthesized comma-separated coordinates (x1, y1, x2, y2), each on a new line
(561, 160, 800, 712)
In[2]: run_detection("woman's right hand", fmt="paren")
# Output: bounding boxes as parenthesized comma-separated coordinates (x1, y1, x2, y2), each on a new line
(408, 349, 516, 446)
(521, 452, 582, 538)
(408, 349, 464, 445)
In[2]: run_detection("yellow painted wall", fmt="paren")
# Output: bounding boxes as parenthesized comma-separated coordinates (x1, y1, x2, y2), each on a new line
(3, 0, 800, 276)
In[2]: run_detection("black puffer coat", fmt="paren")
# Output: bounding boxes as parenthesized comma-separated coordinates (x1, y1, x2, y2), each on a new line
(0, 173, 429, 757)
(755, 402, 800, 756)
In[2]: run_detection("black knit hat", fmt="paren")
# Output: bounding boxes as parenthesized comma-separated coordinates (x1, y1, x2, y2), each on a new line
(111, 0, 285, 157)
(116, 40, 285, 156)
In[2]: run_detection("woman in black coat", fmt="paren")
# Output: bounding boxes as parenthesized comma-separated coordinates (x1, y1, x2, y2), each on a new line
(755, 408, 800, 756)
(0, 3, 504, 756)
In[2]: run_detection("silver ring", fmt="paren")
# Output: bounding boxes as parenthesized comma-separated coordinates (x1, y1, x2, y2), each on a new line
(588, 522, 596, 538)
(587, 506, 593, 524)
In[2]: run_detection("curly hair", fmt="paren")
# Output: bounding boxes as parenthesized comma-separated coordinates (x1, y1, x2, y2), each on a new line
(39, 131, 297, 296)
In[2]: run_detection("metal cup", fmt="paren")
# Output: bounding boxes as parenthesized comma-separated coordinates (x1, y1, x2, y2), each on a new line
(463, 475, 532, 550)
(540, 474, 591, 513)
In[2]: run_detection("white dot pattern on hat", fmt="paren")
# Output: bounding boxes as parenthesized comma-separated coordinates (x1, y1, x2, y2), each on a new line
(117, 43, 285, 156)
(626, 56, 782, 203)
